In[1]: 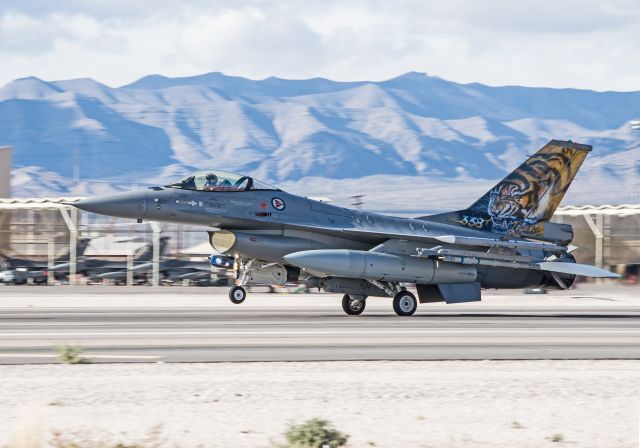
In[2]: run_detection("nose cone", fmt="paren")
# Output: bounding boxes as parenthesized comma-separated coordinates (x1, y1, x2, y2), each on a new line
(72, 191, 147, 220)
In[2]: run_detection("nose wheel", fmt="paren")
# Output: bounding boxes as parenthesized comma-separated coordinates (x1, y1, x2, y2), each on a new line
(393, 291, 417, 316)
(229, 286, 247, 304)
(341, 294, 366, 315)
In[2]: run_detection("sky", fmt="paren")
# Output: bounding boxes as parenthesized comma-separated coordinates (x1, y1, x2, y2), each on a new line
(0, 0, 639, 91)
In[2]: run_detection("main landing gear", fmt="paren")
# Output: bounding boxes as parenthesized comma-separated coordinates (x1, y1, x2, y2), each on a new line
(392, 291, 417, 316)
(228, 259, 419, 316)
(340, 291, 417, 316)
(365, 280, 418, 316)
(341, 295, 366, 315)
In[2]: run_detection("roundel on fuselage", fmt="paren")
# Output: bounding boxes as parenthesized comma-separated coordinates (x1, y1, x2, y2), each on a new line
(271, 197, 286, 211)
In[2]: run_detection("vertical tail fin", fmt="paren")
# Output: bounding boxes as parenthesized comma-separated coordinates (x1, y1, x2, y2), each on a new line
(134, 236, 170, 261)
(76, 237, 92, 257)
(423, 139, 591, 237)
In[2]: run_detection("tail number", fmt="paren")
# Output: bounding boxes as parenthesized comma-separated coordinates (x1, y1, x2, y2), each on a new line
(457, 215, 486, 229)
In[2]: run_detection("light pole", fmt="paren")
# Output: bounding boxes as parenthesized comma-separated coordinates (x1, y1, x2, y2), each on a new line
(633, 120, 640, 203)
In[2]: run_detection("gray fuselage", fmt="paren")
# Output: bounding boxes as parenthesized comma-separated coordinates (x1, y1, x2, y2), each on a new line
(77, 187, 557, 290)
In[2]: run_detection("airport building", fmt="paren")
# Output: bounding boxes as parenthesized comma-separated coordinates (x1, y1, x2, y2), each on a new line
(554, 205, 640, 269)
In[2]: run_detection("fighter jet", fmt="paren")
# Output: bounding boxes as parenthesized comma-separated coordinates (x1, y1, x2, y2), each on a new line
(82, 236, 170, 283)
(103, 255, 215, 285)
(72, 140, 619, 316)
(0, 237, 92, 283)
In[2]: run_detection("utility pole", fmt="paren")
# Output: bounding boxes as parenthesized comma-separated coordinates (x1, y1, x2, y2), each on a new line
(632, 120, 640, 203)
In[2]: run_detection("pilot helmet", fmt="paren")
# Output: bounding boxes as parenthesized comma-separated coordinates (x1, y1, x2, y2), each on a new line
(205, 173, 218, 183)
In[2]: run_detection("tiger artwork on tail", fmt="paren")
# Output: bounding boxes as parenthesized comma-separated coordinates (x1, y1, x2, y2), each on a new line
(422, 140, 591, 236)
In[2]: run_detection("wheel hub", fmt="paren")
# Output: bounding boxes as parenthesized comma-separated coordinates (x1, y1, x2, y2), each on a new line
(350, 299, 363, 311)
(400, 297, 413, 312)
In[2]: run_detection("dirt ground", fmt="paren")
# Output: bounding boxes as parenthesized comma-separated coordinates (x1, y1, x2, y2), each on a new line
(1, 360, 638, 448)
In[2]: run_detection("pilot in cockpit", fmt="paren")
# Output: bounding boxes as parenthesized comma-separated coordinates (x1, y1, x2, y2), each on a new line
(203, 173, 218, 191)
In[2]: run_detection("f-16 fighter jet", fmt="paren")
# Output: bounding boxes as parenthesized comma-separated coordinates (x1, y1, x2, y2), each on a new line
(72, 140, 619, 316)
(0, 237, 92, 284)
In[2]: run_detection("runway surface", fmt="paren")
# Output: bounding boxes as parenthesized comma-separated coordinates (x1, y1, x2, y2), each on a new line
(1, 304, 639, 363)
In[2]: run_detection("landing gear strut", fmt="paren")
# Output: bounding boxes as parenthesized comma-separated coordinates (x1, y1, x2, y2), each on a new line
(228, 259, 254, 304)
(341, 294, 366, 315)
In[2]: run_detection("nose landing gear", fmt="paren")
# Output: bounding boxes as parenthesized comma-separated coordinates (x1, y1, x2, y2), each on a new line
(227, 258, 254, 304)
(229, 286, 247, 304)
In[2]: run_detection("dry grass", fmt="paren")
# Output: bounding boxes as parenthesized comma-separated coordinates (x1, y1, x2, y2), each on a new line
(547, 433, 565, 443)
(55, 345, 86, 365)
(3, 425, 172, 448)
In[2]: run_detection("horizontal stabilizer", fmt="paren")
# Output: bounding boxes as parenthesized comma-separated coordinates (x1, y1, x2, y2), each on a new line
(95, 271, 127, 280)
(537, 262, 620, 278)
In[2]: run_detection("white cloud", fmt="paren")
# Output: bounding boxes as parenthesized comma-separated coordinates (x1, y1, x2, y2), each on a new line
(0, 0, 639, 90)
(178, 7, 325, 77)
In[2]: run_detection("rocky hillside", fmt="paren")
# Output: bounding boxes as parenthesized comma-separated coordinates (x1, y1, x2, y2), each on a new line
(1, 71, 638, 211)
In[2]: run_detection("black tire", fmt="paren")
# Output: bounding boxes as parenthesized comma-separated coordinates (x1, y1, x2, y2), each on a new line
(393, 291, 417, 316)
(229, 286, 247, 304)
(341, 294, 366, 315)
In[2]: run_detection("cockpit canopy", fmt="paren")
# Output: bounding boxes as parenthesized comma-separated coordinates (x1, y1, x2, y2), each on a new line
(165, 170, 278, 192)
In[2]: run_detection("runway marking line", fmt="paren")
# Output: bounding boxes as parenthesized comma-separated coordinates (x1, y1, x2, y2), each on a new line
(1, 329, 640, 337)
(0, 354, 164, 359)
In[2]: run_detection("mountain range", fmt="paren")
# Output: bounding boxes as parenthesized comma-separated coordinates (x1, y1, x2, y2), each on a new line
(1, 71, 639, 213)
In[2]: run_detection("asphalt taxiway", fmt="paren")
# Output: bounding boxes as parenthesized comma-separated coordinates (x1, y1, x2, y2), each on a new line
(0, 286, 638, 363)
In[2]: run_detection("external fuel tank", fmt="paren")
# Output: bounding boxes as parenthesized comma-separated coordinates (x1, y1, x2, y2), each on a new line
(284, 249, 477, 284)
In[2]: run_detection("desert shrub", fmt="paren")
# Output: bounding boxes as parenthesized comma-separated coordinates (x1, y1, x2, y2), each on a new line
(548, 433, 565, 443)
(55, 345, 86, 365)
(282, 418, 348, 448)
